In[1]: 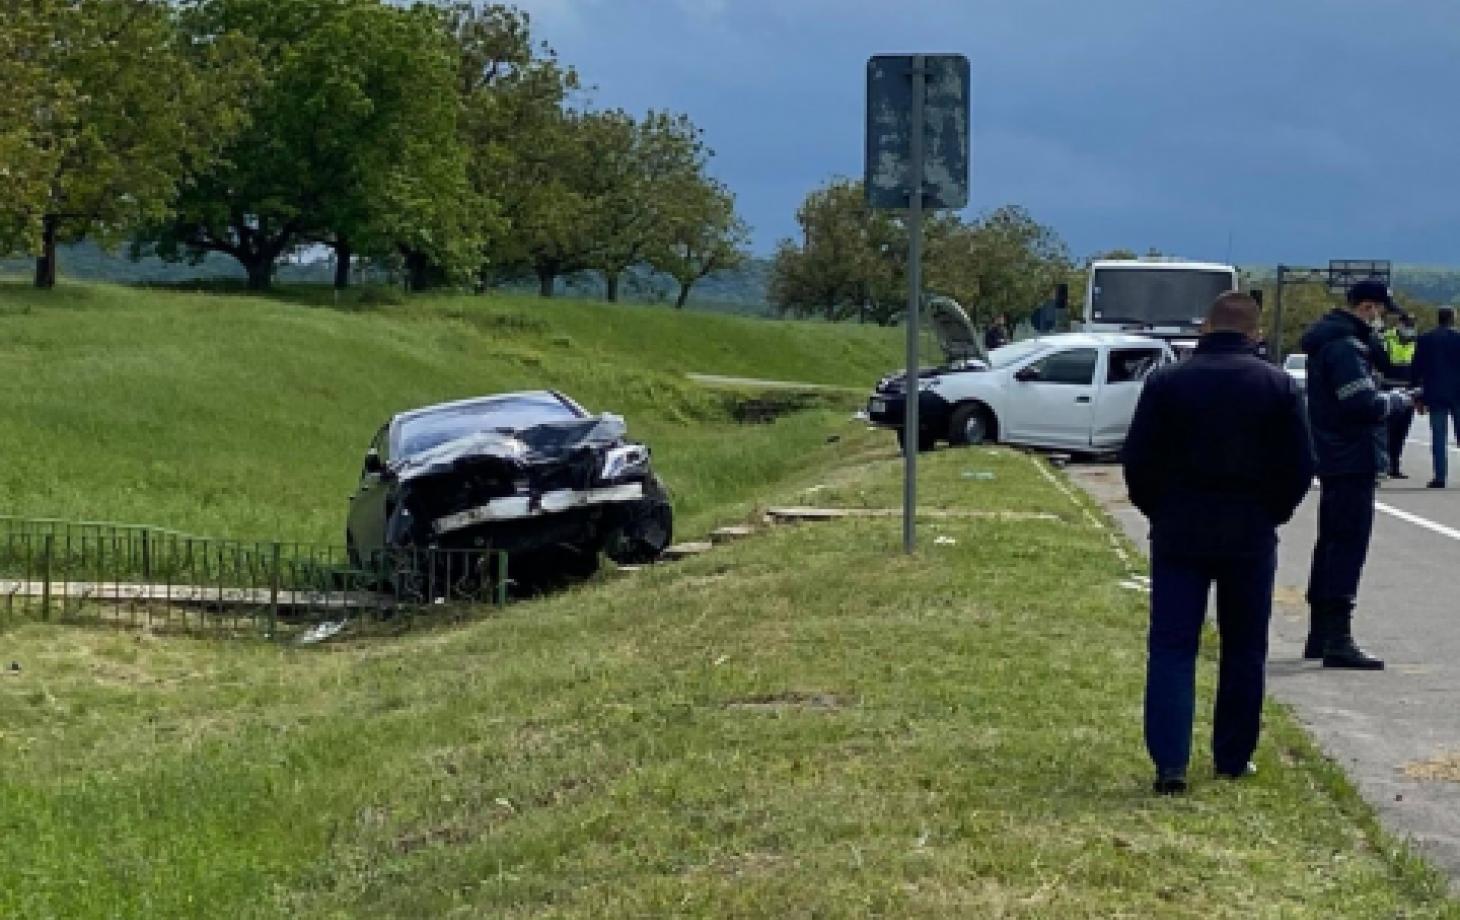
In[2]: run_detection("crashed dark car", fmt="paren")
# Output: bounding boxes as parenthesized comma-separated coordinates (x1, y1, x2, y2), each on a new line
(346, 390, 672, 577)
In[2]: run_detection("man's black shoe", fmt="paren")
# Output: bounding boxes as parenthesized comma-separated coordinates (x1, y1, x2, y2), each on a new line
(1153, 768, 1188, 795)
(1428, 479, 1446, 489)
(1216, 761, 1257, 780)
(1322, 638, 1385, 670)
(1389, 469, 1408, 479)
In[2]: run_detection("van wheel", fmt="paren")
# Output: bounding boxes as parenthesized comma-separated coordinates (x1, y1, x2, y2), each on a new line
(948, 403, 993, 446)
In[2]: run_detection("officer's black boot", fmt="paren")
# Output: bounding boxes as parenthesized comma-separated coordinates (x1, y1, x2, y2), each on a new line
(1322, 606, 1385, 670)
(1302, 604, 1330, 660)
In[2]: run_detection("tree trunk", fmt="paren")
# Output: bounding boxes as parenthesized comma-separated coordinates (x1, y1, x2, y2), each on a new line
(605, 272, 620, 303)
(675, 281, 692, 309)
(245, 256, 273, 291)
(333, 240, 352, 289)
(33, 216, 57, 289)
(404, 250, 442, 292)
(537, 268, 555, 298)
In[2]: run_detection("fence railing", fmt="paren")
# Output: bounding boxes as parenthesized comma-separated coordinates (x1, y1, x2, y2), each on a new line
(0, 516, 508, 640)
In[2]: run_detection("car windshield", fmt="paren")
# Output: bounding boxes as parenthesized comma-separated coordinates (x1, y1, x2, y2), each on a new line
(1284, 354, 1306, 371)
(988, 339, 1049, 369)
(396, 394, 581, 457)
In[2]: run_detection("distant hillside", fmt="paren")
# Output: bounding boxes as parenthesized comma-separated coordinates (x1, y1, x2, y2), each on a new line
(1242, 264, 1460, 306)
(0, 243, 776, 314)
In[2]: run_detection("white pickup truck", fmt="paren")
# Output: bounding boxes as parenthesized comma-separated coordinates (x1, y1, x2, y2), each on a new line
(867, 300, 1175, 453)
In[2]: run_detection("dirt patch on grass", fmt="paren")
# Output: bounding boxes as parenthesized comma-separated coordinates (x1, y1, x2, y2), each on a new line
(1401, 751, 1460, 782)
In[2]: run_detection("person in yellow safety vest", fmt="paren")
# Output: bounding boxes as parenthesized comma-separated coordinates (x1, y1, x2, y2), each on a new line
(1383, 315, 1419, 478)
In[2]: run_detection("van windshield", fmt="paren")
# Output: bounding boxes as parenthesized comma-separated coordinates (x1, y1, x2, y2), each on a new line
(1090, 267, 1235, 326)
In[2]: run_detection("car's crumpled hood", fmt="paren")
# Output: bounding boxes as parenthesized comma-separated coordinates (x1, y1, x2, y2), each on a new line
(395, 414, 628, 482)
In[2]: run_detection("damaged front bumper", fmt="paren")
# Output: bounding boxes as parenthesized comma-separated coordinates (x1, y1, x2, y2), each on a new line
(431, 483, 646, 535)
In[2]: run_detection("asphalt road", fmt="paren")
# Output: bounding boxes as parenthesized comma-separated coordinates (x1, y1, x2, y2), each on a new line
(1069, 429, 1460, 891)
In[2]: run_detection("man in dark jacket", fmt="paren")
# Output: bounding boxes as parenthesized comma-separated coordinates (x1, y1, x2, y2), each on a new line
(1411, 306, 1460, 487)
(984, 313, 1010, 352)
(1300, 279, 1413, 670)
(1123, 292, 1314, 794)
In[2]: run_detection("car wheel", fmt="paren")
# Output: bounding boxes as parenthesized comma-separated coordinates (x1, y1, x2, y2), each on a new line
(948, 403, 993, 447)
(896, 427, 937, 454)
(606, 475, 674, 564)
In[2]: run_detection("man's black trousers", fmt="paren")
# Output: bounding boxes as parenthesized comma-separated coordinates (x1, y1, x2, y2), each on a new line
(1387, 406, 1415, 474)
(1145, 549, 1276, 775)
(1306, 474, 1377, 606)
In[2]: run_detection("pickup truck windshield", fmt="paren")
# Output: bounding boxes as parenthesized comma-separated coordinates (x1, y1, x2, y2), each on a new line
(1091, 268, 1234, 326)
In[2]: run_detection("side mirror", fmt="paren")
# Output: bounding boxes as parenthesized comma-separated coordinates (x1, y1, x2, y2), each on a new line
(1013, 366, 1040, 383)
(363, 449, 384, 475)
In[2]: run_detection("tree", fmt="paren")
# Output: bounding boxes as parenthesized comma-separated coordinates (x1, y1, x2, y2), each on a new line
(144, 0, 470, 291)
(448, 1, 577, 292)
(1, 0, 252, 288)
(923, 205, 1071, 326)
(650, 177, 749, 308)
(769, 178, 918, 325)
(579, 110, 708, 302)
(0, 0, 65, 258)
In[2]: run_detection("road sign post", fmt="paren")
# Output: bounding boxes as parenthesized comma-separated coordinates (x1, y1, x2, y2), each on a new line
(866, 53, 969, 553)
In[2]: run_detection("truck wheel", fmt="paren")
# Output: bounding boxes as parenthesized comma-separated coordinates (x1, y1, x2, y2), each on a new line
(948, 403, 993, 446)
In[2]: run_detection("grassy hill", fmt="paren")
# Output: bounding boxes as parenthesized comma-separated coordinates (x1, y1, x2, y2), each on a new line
(1, 279, 1456, 918)
(0, 279, 899, 543)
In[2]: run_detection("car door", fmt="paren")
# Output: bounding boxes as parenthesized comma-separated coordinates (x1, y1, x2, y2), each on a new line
(346, 424, 392, 562)
(1001, 347, 1099, 448)
(1091, 346, 1166, 449)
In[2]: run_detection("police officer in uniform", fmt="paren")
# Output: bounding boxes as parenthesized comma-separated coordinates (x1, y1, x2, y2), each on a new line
(1381, 315, 1418, 478)
(1299, 279, 1413, 670)
(1124, 292, 1314, 794)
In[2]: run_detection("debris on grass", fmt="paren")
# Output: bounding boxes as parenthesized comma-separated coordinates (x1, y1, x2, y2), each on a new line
(961, 470, 996, 481)
(297, 619, 351, 645)
(934, 536, 958, 546)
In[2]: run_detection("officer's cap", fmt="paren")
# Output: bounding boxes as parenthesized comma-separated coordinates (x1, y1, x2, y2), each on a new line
(1346, 279, 1400, 313)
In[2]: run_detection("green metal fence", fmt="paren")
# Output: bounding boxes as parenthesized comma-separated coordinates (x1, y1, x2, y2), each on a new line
(0, 516, 508, 640)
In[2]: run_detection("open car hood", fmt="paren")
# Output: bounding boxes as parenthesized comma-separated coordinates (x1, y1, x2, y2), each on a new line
(927, 296, 983, 364)
(395, 414, 628, 482)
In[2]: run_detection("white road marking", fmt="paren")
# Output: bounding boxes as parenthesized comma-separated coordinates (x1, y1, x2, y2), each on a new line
(1311, 477, 1460, 542)
(1374, 502, 1460, 541)
(1406, 436, 1460, 456)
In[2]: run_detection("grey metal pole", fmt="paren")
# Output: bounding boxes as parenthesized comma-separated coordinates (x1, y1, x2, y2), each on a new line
(1271, 265, 1286, 364)
(903, 55, 926, 555)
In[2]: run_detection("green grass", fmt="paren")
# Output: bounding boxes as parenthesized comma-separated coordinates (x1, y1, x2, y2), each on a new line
(0, 279, 901, 542)
(1, 279, 1456, 917)
(1, 438, 1456, 918)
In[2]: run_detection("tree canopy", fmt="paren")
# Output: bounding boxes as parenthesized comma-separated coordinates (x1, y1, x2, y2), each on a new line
(769, 178, 1070, 326)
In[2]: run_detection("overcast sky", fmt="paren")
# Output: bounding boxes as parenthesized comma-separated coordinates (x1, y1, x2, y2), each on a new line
(512, 0, 1459, 266)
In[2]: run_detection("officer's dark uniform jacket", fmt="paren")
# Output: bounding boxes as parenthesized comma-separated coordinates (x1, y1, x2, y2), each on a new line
(1300, 309, 1406, 477)
(1123, 332, 1315, 558)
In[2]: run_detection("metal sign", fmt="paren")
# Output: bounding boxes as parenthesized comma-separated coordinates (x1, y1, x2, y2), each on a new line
(865, 53, 970, 554)
(865, 54, 971, 210)
(1327, 259, 1391, 294)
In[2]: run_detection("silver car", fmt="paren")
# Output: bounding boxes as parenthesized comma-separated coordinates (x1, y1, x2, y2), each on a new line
(1283, 353, 1307, 393)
